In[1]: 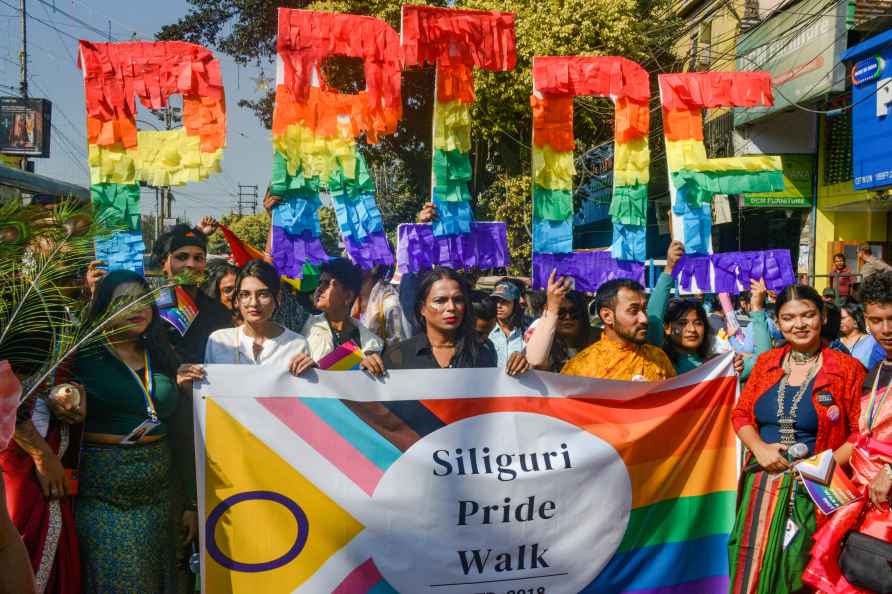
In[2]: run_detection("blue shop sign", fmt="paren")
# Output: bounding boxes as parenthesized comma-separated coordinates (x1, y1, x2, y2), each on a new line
(843, 29, 892, 191)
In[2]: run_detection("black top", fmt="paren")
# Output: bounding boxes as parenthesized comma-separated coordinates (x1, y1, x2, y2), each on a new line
(165, 290, 233, 364)
(384, 333, 497, 370)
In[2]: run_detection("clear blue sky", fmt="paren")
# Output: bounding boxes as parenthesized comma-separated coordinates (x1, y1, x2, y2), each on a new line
(4, 0, 273, 222)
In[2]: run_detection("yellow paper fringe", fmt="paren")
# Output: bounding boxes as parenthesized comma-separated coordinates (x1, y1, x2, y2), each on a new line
(89, 129, 224, 186)
(614, 137, 650, 186)
(532, 145, 575, 191)
(434, 100, 471, 153)
(666, 139, 782, 173)
(273, 122, 356, 181)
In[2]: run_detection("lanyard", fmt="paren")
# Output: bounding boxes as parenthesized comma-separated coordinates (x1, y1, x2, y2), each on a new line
(866, 361, 892, 434)
(122, 349, 159, 423)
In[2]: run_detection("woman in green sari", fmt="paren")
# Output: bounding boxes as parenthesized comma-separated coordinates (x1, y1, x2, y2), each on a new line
(74, 270, 198, 593)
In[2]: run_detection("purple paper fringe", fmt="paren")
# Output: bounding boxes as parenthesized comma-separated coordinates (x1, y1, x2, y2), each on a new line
(344, 231, 394, 270)
(532, 252, 645, 293)
(397, 222, 510, 273)
(271, 226, 329, 278)
(671, 249, 795, 294)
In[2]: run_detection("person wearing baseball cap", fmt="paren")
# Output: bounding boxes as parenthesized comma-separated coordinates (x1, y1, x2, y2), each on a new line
(152, 224, 233, 364)
(488, 279, 529, 368)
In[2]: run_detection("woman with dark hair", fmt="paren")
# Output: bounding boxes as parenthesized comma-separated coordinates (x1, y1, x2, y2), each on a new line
(728, 284, 865, 594)
(384, 267, 527, 373)
(830, 301, 885, 370)
(525, 270, 597, 372)
(204, 260, 312, 374)
(203, 260, 239, 314)
(72, 270, 199, 593)
(488, 278, 529, 367)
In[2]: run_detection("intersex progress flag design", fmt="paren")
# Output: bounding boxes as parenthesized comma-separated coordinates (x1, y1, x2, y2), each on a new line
(196, 356, 738, 593)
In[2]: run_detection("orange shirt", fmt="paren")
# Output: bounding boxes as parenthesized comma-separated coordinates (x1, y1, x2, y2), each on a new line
(561, 335, 676, 381)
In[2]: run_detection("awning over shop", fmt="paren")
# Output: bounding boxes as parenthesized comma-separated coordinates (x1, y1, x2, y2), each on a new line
(0, 162, 89, 201)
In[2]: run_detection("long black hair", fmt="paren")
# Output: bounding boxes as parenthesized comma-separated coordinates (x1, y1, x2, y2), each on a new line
(414, 267, 479, 360)
(662, 299, 713, 363)
(87, 270, 180, 377)
(840, 301, 867, 334)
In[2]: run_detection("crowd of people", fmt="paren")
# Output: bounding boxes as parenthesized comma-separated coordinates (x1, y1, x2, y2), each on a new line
(2, 211, 892, 594)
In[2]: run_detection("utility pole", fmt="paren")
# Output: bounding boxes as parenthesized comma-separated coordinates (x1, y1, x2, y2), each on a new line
(19, 0, 28, 172)
(161, 106, 173, 225)
(237, 184, 259, 216)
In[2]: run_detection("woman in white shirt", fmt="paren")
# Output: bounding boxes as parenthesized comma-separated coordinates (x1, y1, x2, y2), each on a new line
(205, 260, 314, 375)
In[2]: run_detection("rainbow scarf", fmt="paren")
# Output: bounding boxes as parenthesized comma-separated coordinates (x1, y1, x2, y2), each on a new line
(198, 356, 738, 593)
(270, 9, 400, 277)
(159, 286, 199, 336)
(659, 72, 784, 254)
(531, 57, 651, 261)
(79, 41, 226, 273)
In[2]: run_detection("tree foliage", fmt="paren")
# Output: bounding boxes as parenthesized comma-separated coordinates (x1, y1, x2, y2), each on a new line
(477, 175, 532, 275)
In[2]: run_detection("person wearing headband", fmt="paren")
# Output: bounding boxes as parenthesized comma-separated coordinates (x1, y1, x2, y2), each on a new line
(152, 224, 233, 364)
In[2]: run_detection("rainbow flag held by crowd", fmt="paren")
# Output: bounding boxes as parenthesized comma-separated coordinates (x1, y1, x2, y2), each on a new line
(316, 341, 363, 371)
(195, 356, 738, 594)
(158, 286, 199, 336)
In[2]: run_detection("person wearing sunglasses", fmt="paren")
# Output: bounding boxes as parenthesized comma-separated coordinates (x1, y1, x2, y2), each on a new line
(203, 260, 312, 375)
(524, 270, 597, 372)
(805, 271, 892, 593)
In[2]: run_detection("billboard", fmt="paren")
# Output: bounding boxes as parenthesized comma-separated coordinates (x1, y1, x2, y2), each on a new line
(735, 0, 848, 126)
(0, 97, 51, 157)
(848, 32, 892, 190)
(742, 153, 815, 207)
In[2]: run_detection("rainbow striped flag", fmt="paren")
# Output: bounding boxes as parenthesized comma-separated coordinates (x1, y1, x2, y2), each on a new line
(317, 341, 364, 371)
(196, 356, 737, 594)
(159, 286, 199, 336)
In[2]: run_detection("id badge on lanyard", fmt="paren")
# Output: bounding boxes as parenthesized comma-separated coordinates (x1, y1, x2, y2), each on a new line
(119, 350, 162, 445)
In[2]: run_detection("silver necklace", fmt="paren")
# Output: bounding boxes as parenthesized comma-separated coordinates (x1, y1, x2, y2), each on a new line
(776, 354, 821, 446)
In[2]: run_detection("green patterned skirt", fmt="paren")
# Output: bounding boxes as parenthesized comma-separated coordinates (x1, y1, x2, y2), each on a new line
(728, 470, 817, 594)
(75, 439, 177, 594)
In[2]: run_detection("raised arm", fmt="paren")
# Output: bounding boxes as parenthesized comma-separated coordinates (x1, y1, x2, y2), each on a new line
(525, 269, 571, 369)
(647, 241, 684, 347)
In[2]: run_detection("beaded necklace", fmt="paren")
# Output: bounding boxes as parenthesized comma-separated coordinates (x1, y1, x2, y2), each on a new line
(776, 353, 821, 446)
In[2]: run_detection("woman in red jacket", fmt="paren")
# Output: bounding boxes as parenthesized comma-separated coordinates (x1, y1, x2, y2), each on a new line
(728, 285, 865, 594)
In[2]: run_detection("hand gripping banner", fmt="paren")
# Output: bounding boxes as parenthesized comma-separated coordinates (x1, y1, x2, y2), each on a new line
(79, 40, 227, 273)
(396, 6, 512, 273)
(271, 9, 401, 277)
(658, 72, 783, 255)
(196, 356, 737, 593)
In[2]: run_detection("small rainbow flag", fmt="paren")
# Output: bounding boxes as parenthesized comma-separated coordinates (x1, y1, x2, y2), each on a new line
(796, 449, 862, 515)
(316, 340, 363, 371)
(159, 286, 199, 336)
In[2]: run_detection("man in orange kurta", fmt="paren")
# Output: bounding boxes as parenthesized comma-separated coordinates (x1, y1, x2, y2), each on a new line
(562, 278, 675, 381)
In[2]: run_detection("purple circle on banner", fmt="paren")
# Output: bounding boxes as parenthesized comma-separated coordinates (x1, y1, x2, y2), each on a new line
(205, 490, 309, 572)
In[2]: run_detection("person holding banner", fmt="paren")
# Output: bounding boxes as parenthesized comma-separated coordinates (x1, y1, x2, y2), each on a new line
(729, 285, 865, 594)
(301, 258, 386, 376)
(71, 271, 199, 594)
(204, 261, 312, 375)
(384, 267, 527, 372)
(562, 278, 676, 381)
(804, 271, 892, 594)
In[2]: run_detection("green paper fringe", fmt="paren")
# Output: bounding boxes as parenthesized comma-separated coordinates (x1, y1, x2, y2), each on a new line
(432, 148, 472, 202)
(91, 182, 141, 232)
(609, 183, 648, 227)
(532, 185, 572, 221)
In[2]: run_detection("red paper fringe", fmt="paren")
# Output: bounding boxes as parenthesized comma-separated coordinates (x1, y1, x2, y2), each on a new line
(532, 56, 649, 102)
(277, 8, 401, 112)
(401, 5, 516, 71)
(79, 41, 225, 148)
(662, 108, 704, 141)
(658, 71, 773, 111)
(531, 94, 573, 151)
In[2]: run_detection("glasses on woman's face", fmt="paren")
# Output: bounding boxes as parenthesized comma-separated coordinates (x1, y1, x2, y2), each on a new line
(557, 308, 577, 320)
(237, 290, 274, 305)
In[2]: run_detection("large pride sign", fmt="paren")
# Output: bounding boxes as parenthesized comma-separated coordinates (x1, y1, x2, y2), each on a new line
(78, 5, 795, 293)
(196, 357, 737, 594)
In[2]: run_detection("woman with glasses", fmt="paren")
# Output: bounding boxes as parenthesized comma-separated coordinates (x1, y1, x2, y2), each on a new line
(728, 285, 864, 594)
(646, 241, 768, 378)
(524, 270, 597, 372)
(203, 261, 239, 316)
(204, 260, 313, 376)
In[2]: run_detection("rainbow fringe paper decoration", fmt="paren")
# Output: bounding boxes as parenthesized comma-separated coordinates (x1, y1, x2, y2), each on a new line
(532, 56, 651, 261)
(658, 72, 784, 254)
(271, 9, 401, 276)
(316, 340, 363, 371)
(159, 285, 199, 336)
(79, 41, 226, 273)
(398, 6, 513, 271)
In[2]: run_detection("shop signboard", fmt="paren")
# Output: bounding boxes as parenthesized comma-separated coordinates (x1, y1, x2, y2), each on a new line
(743, 154, 814, 207)
(735, 0, 848, 126)
(0, 97, 52, 157)
(845, 29, 892, 190)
